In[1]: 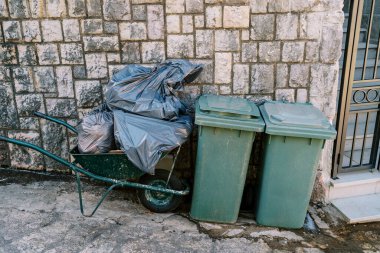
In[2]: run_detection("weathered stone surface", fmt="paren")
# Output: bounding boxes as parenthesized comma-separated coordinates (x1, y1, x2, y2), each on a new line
(223, 6, 250, 28)
(258, 42, 280, 62)
(75, 80, 102, 107)
(233, 64, 249, 94)
(203, 84, 219, 94)
(0, 82, 18, 128)
(320, 26, 342, 63)
(242, 42, 257, 62)
(251, 14, 274, 40)
(275, 88, 295, 102)
(166, 0, 185, 13)
(276, 63, 288, 88)
(191, 60, 213, 84)
(107, 53, 121, 63)
(83, 36, 119, 51)
(13, 67, 34, 93)
(33, 67, 57, 92)
(147, 5, 164, 39)
(46, 0, 66, 17)
(45, 99, 77, 118)
(282, 42, 305, 62)
(194, 15, 204, 28)
(119, 22, 147, 40)
(297, 88, 308, 103)
(206, 6, 222, 28)
(29, 0, 45, 17)
(141, 42, 165, 63)
(56, 66, 74, 98)
(8, 131, 44, 170)
(196, 30, 214, 58)
(290, 0, 343, 12)
(87, 0, 102, 16)
(276, 14, 298, 40)
(132, 0, 163, 3)
(41, 20, 63, 42)
(167, 35, 194, 58)
(0, 67, 11, 81)
(19, 117, 39, 130)
(0, 45, 17, 64)
(60, 43, 84, 64)
(0, 0, 8, 17)
(3, 21, 21, 41)
(22, 21, 41, 42)
(132, 5, 146, 20)
(18, 45, 38, 65)
(121, 42, 141, 63)
(8, 0, 29, 18)
(215, 52, 232, 84)
(250, 0, 268, 13)
(268, 0, 290, 12)
(73, 65, 86, 79)
(305, 41, 319, 62)
(166, 15, 181, 33)
(103, 0, 131, 20)
(82, 19, 103, 34)
(85, 53, 108, 78)
(37, 44, 60, 65)
(215, 30, 240, 51)
(300, 13, 322, 40)
(251, 64, 274, 93)
(289, 64, 309, 87)
(186, 0, 203, 13)
(67, 0, 86, 17)
(63, 19, 81, 41)
(104, 22, 119, 33)
(15, 94, 45, 116)
(219, 85, 231, 95)
(182, 15, 193, 33)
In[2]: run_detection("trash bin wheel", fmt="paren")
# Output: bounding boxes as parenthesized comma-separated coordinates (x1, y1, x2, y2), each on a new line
(138, 169, 184, 213)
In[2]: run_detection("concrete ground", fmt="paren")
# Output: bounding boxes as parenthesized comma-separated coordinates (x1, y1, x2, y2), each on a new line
(0, 168, 379, 253)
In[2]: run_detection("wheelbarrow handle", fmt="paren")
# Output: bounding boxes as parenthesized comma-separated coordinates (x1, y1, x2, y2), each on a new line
(34, 112, 78, 134)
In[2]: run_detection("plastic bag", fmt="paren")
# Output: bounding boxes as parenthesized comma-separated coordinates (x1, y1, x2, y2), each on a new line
(105, 60, 202, 120)
(113, 110, 193, 174)
(77, 104, 115, 154)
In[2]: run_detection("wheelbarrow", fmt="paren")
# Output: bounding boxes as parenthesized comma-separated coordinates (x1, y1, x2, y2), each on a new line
(0, 112, 190, 217)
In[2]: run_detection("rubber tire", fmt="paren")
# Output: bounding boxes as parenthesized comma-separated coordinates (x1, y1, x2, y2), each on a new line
(137, 169, 184, 213)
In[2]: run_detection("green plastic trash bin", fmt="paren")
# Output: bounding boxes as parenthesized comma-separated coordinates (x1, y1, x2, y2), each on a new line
(190, 95, 265, 223)
(255, 101, 336, 229)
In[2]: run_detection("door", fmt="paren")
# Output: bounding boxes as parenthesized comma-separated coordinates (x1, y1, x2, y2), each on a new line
(334, 0, 380, 176)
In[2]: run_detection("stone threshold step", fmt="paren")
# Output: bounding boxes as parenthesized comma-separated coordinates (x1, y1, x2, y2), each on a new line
(331, 170, 380, 188)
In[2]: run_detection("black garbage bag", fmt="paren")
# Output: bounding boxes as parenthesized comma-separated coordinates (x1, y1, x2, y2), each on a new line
(113, 110, 193, 174)
(105, 60, 202, 120)
(77, 104, 115, 154)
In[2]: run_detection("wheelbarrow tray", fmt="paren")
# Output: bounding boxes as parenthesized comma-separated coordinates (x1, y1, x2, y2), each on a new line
(70, 147, 145, 180)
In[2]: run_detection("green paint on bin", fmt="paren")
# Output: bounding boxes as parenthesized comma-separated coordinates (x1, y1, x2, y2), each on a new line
(190, 95, 264, 224)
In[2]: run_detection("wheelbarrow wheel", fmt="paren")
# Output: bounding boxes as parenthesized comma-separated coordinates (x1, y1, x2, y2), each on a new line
(137, 169, 184, 213)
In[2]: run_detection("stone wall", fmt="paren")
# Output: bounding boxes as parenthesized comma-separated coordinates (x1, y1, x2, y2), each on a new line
(0, 0, 343, 200)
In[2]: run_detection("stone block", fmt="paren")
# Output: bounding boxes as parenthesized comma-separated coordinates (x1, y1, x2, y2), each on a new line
(104, 22, 119, 33)
(3, 21, 21, 41)
(103, 0, 131, 20)
(250, 0, 268, 13)
(73, 65, 86, 78)
(41, 20, 63, 42)
(33, 66, 57, 92)
(258, 42, 281, 62)
(241, 42, 257, 63)
(56, 66, 74, 98)
(46, 98, 77, 117)
(0, 83, 18, 128)
(203, 85, 219, 95)
(37, 44, 60, 65)
(8, 0, 29, 18)
(186, 0, 203, 13)
(0, 67, 11, 81)
(82, 19, 103, 34)
(250, 14, 274, 40)
(13, 67, 34, 93)
(46, 0, 66, 17)
(233, 64, 249, 94)
(320, 26, 342, 63)
(121, 42, 141, 63)
(63, 19, 81, 41)
(182, 15, 193, 33)
(194, 15, 204, 28)
(29, 0, 46, 17)
(0, 44, 17, 64)
(219, 85, 231, 95)
(300, 13, 322, 40)
(276, 14, 298, 40)
(276, 63, 288, 88)
(167, 35, 194, 58)
(215, 30, 240, 51)
(305, 41, 319, 62)
(85, 53, 108, 78)
(282, 42, 305, 62)
(190, 59, 213, 84)
(206, 6, 222, 28)
(166, 15, 181, 33)
(60, 43, 84, 64)
(296, 88, 308, 103)
(15, 94, 45, 116)
(141, 42, 165, 63)
(87, 0, 102, 16)
(75, 80, 102, 107)
(268, 0, 290, 12)
(147, 5, 164, 39)
(119, 22, 147, 40)
(19, 117, 40, 130)
(166, 0, 185, 13)
(196, 30, 214, 58)
(107, 53, 121, 63)
(289, 64, 309, 87)
(223, 6, 250, 28)
(8, 131, 44, 170)
(22, 21, 41, 42)
(275, 88, 295, 102)
(132, 5, 146, 20)
(0, 0, 8, 17)
(242, 29, 250, 40)
(132, 0, 163, 3)
(18, 45, 37, 66)
(67, 0, 86, 17)
(215, 52, 232, 84)
(251, 64, 274, 93)
(83, 36, 119, 51)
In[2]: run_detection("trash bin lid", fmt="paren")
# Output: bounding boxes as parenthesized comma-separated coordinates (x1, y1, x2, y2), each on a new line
(195, 95, 265, 132)
(260, 101, 336, 139)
